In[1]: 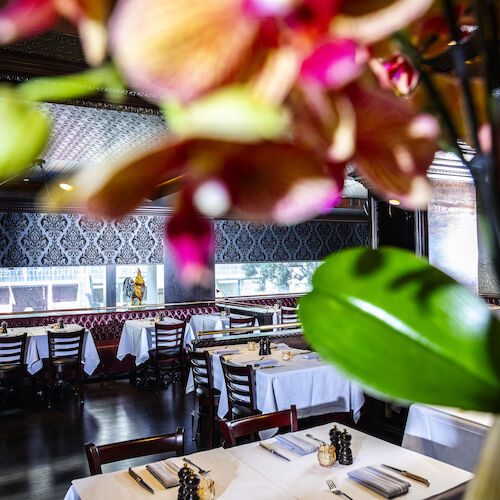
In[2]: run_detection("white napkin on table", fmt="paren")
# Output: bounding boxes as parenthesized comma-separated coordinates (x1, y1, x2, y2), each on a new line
(146, 461, 179, 488)
(213, 349, 239, 355)
(302, 353, 320, 360)
(248, 359, 278, 368)
(347, 466, 410, 498)
(275, 434, 319, 455)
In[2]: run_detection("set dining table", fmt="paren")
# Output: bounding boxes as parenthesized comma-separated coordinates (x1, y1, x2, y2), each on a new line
(2, 324, 100, 375)
(63, 422, 473, 499)
(186, 343, 365, 422)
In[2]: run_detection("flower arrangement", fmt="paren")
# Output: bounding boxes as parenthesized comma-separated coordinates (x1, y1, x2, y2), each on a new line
(0, 1, 500, 496)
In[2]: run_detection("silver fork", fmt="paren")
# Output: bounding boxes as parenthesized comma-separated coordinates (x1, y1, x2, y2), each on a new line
(183, 457, 210, 475)
(326, 479, 353, 500)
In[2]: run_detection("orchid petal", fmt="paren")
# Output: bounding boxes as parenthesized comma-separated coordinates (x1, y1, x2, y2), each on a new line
(109, 0, 259, 102)
(44, 141, 189, 219)
(332, 0, 434, 45)
(166, 199, 214, 285)
(370, 52, 419, 95)
(163, 85, 290, 143)
(349, 84, 438, 209)
(243, 0, 297, 18)
(0, 0, 57, 44)
(300, 38, 369, 89)
(220, 142, 343, 223)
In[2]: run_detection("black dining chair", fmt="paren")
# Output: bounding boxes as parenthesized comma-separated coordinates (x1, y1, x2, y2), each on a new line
(149, 321, 186, 388)
(0, 332, 28, 411)
(85, 428, 184, 475)
(229, 315, 255, 335)
(220, 355, 260, 420)
(189, 347, 220, 447)
(46, 329, 85, 408)
(220, 406, 298, 448)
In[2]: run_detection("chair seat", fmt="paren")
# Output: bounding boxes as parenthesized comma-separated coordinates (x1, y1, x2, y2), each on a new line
(196, 386, 221, 398)
(0, 363, 22, 373)
(231, 405, 261, 419)
(52, 357, 80, 367)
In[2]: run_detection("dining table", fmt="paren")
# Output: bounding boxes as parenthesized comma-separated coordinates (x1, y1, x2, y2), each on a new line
(402, 403, 493, 472)
(186, 343, 365, 422)
(117, 318, 195, 366)
(63, 422, 473, 499)
(1, 324, 100, 375)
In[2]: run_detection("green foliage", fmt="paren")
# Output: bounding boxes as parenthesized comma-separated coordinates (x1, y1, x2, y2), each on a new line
(0, 89, 50, 180)
(244, 262, 318, 292)
(299, 246, 500, 412)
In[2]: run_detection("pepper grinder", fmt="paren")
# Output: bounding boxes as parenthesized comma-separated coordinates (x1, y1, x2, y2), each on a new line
(58, 318, 64, 328)
(338, 429, 353, 465)
(184, 472, 201, 500)
(265, 337, 271, 355)
(1, 321, 7, 333)
(329, 425, 342, 461)
(177, 464, 192, 500)
(258, 338, 266, 356)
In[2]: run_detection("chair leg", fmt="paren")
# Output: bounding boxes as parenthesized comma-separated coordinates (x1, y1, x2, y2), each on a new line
(47, 371, 53, 409)
(208, 403, 214, 448)
(18, 374, 26, 412)
(77, 374, 84, 405)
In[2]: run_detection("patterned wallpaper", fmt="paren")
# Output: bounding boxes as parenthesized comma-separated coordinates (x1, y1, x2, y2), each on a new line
(0, 212, 368, 267)
(0, 212, 165, 267)
(214, 219, 368, 263)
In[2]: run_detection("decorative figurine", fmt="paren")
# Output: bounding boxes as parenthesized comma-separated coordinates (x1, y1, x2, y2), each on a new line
(177, 464, 192, 500)
(123, 268, 146, 306)
(184, 472, 201, 500)
(338, 429, 353, 465)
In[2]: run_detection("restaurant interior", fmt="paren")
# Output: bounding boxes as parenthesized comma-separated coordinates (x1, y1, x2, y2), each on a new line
(0, 3, 498, 500)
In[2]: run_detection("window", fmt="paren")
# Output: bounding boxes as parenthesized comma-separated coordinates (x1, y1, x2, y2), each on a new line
(116, 264, 164, 306)
(0, 266, 106, 313)
(215, 261, 322, 297)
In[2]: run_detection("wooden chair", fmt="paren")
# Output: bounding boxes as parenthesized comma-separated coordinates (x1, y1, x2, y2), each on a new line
(220, 355, 259, 420)
(46, 329, 85, 408)
(281, 308, 298, 329)
(85, 428, 184, 475)
(229, 315, 254, 335)
(150, 321, 186, 387)
(0, 332, 28, 410)
(189, 347, 220, 447)
(220, 405, 298, 448)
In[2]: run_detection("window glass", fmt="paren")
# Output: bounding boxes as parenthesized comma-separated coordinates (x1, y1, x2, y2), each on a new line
(0, 266, 106, 313)
(116, 264, 164, 306)
(215, 261, 322, 297)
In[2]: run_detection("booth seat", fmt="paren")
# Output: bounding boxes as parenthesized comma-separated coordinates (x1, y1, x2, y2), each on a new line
(4, 297, 298, 377)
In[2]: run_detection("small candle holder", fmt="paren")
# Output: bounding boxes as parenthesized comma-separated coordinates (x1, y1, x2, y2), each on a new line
(198, 477, 215, 500)
(247, 341, 257, 351)
(220, 309, 227, 317)
(317, 444, 336, 467)
(281, 350, 292, 361)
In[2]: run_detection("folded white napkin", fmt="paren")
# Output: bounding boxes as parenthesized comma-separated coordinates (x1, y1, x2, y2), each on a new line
(146, 461, 179, 488)
(302, 353, 320, 360)
(213, 349, 239, 355)
(275, 434, 319, 455)
(248, 359, 278, 367)
(276, 343, 289, 350)
(347, 466, 410, 498)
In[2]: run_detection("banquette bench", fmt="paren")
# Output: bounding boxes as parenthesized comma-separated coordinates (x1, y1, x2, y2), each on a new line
(4, 296, 298, 377)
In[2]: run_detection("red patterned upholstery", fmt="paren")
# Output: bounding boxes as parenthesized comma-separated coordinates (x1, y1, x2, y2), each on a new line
(4, 297, 299, 377)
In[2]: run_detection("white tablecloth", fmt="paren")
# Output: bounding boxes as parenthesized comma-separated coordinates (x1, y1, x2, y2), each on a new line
(402, 404, 492, 472)
(64, 422, 472, 500)
(117, 318, 195, 366)
(187, 314, 259, 343)
(186, 345, 364, 421)
(3, 325, 99, 375)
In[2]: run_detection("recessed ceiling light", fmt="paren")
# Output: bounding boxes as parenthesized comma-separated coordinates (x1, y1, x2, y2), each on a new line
(388, 199, 401, 206)
(59, 183, 74, 191)
(23, 178, 29, 182)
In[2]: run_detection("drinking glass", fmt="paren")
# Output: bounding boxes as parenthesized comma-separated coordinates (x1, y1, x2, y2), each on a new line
(198, 477, 215, 500)
(317, 444, 336, 467)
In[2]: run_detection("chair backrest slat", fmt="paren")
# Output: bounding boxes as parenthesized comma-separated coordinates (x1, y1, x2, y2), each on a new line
(189, 349, 215, 397)
(48, 330, 85, 365)
(220, 406, 298, 448)
(0, 333, 27, 366)
(154, 322, 186, 359)
(229, 316, 254, 335)
(84, 428, 184, 475)
(220, 356, 257, 414)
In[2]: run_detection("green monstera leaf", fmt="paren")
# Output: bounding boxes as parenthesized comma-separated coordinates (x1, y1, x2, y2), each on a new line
(0, 89, 50, 180)
(299, 246, 500, 412)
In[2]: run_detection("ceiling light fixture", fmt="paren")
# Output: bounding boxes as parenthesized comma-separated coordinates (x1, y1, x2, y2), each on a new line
(23, 178, 29, 182)
(388, 199, 401, 206)
(59, 183, 74, 191)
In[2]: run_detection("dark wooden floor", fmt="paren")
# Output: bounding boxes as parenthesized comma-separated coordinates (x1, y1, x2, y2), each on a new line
(0, 379, 198, 500)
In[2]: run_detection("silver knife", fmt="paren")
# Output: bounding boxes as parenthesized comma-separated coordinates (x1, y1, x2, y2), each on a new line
(259, 442, 291, 461)
(305, 433, 325, 445)
(381, 464, 431, 486)
(128, 467, 155, 494)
